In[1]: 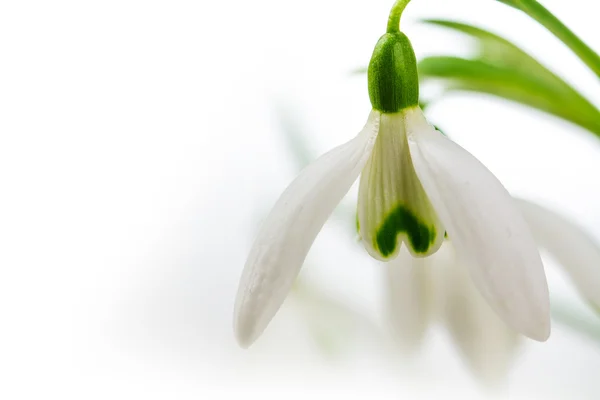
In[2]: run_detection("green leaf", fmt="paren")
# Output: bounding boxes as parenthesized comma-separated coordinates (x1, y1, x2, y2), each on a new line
(497, 0, 600, 78)
(422, 19, 568, 90)
(273, 103, 316, 171)
(552, 300, 600, 345)
(419, 56, 600, 136)
(419, 20, 600, 137)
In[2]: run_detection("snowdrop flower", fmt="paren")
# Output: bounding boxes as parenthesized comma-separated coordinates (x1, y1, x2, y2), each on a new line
(233, 0, 550, 348)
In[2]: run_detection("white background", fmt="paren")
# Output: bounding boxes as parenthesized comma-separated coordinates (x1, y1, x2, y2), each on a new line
(1, 0, 600, 398)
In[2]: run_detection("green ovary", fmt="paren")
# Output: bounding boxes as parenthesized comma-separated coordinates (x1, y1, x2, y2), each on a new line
(375, 204, 436, 257)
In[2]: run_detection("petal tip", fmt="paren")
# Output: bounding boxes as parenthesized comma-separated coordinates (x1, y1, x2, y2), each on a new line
(233, 308, 260, 349)
(529, 324, 551, 342)
(234, 330, 255, 349)
(520, 313, 551, 342)
(233, 279, 267, 349)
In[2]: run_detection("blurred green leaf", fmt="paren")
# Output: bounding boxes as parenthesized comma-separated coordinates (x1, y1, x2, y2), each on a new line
(422, 19, 567, 90)
(274, 103, 316, 170)
(552, 300, 600, 345)
(419, 20, 600, 137)
(497, 0, 600, 78)
(419, 56, 600, 136)
(273, 103, 358, 235)
(351, 67, 368, 75)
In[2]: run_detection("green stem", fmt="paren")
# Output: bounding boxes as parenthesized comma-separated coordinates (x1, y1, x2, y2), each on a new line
(387, 0, 412, 33)
(498, 0, 600, 78)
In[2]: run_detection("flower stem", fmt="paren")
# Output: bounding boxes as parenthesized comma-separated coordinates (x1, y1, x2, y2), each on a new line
(387, 0, 412, 33)
(498, 0, 600, 78)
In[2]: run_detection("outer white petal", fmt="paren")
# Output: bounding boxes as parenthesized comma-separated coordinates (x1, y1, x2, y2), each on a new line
(406, 107, 550, 341)
(386, 249, 433, 351)
(518, 198, 600, 310)
(233, 111, 381, 348)
(438, 242, 520, 385)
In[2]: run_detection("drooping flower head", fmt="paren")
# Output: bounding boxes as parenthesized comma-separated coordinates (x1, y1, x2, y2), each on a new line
(234, 0, 550, 348)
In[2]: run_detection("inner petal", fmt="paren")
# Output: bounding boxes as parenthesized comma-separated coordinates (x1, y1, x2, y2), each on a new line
(358, 110, 445, 260)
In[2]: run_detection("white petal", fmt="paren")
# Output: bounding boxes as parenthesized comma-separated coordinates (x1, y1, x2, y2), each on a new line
(233, 110, 381, 348)
(518, 198, 600, 310)
(385, 248, 434, 351)
(358, 111, 445, 260)
(406, 107, 550, 341)
(437, 242, 520, 385)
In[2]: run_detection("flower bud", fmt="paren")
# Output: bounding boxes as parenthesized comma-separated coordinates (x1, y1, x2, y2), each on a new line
(368, 32, 419, 113)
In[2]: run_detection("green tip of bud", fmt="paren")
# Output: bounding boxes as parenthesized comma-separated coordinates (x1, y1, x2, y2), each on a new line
(368, 32, 419, 113)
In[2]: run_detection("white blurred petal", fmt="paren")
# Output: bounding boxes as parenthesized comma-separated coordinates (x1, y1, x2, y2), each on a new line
(233, 111, 380, 348)
(406, 107, 550, 341)
(386, 249, 433, 351)
(518, 199, 600, 310)
(358, 110, 444, 260)
(438, 243, 520, 385)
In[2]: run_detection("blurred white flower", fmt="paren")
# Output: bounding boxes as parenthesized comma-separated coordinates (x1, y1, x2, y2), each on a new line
(386, 198, 600, 382)
(517, 199, 600, 311)
(290, 280, 387, 357)
(386, 243, 519, 385)
(233, 105, 550, 348)
(385, 247, 435, 351)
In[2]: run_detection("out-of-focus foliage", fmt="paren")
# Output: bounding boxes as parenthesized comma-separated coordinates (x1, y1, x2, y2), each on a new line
(551, 301, 600, 343)
(418, 20, 600, 136)
(496, 0, 600, 78)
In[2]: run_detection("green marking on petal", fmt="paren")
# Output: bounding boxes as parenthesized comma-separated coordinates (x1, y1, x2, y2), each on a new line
(375, 204, 436, 257)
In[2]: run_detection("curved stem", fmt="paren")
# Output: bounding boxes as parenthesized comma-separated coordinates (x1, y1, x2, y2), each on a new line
(387, 0, 412, 33)
(498, 0, 600, 78)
